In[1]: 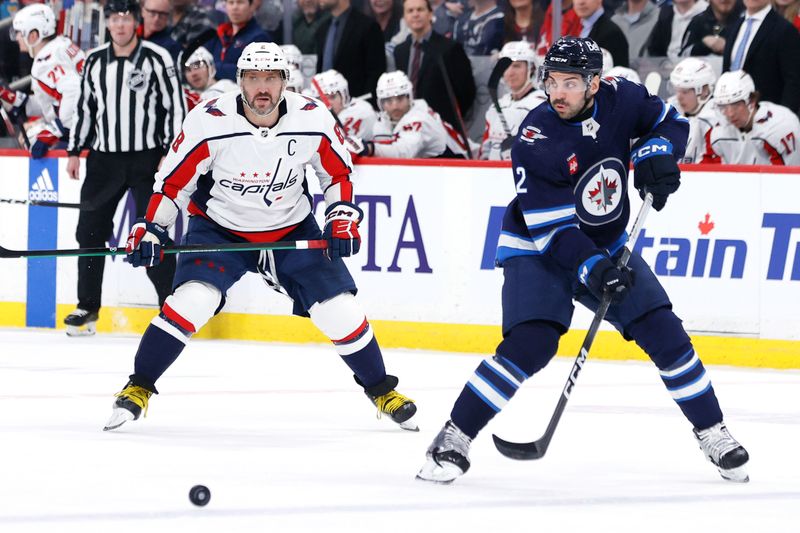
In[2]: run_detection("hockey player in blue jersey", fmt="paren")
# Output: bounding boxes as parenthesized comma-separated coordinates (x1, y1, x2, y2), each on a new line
(416, 37, 749, 484)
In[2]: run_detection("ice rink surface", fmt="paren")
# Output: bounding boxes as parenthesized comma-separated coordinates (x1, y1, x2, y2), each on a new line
(0, 328, 798, 533)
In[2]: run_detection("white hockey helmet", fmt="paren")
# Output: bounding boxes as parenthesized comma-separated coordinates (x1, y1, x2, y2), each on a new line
(280, 44, 303, 68)
(286, 65, 304, 92)
(376, 71, 414, 101)
(184, 46, 216, 79)
(236, 42, 290, 83)
(12, 4, 56, 49)
(714, 70, 755, 105)
(601, 47, 614, 74)
(670, 57, 716, 95)
(606, 66, 641, 84)
(311, 69, 350, 105)
(499, 40, 538, 79)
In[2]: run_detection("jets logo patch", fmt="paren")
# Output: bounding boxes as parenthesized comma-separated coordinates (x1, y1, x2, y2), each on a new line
(520, 125, 547, 144)
(574, 157, 627, 226)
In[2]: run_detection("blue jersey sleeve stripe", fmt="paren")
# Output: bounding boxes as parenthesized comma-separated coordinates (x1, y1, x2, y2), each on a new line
(650, 101, 669, 131)
(498, 224, 577, 254)
(527, 213, 576, 231)
(523, 206, 576, 229)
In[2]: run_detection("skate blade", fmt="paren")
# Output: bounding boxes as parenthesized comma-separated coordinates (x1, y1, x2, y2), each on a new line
(103, 408, 135, 431)
(66, 323, 97, 337)
(399, 418, 419, 432)
(415, 459, 463, 484)
(720, 464, 749, 483)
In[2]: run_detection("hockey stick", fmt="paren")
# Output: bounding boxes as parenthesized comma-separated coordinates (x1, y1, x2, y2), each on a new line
(435, 55, 473, 159)
(0, 239, 327, 259)
(492, 192, 654, 461)
(0, 197, 83, 209)
(487, 57, 514, 151)
(0, 107, 31, 149)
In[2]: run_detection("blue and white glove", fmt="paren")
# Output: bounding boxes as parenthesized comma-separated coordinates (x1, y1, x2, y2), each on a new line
(631, 136, 681, 211)
(126, 218, 170, 268)
(323, 201, 363, 260)
(577, 252, 633, 303)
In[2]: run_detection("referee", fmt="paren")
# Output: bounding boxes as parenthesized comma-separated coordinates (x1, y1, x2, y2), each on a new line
(64, 0, 185, 336)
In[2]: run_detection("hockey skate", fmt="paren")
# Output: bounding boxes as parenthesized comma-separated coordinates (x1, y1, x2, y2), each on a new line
(416, 420, 472, 484)
(103, 381, 154, 431)
(359, 375, 418, 431)
(64, 308, 98, 337)
(694, 422, 750, 482)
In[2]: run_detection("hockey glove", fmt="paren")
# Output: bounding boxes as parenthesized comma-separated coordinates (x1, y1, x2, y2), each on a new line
(30, 127, 66, 159)
(126, 219, 170, 268)
(577, 252, 633, 303)
(631, 136, 681, 211)
(0, 86, 28, 122)
(323, 201, 363, 260)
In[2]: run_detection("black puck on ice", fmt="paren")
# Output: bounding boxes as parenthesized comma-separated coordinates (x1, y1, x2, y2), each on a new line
(189, 485, 211, 506)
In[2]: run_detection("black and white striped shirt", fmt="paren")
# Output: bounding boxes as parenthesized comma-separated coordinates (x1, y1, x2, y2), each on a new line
(67, 39, 185, 154)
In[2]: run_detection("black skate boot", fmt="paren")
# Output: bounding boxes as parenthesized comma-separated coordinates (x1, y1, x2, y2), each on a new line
(357, 375, 418, 431)
(416, 420, 472, 484)
(103, 379, 156, 431)
(694, 422, 750, 482)
(64, 308, 98, 337)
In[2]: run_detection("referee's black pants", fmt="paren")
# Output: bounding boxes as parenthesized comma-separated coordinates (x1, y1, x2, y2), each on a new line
(75, 149, 176, 313)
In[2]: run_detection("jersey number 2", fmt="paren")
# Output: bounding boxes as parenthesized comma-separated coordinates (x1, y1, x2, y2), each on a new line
(515, 167, 527, 193)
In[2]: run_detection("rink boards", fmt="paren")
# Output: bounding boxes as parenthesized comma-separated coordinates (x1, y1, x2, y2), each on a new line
(0, 151, 798, 368)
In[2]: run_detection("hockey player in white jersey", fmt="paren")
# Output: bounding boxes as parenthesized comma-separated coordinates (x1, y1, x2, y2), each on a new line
(310, 69, 377, 141)
(704, 70, 800, 165)
(182, 46, 238, 107)
(105, 43, 418, 433)
(480, 41, 546, 160)
(668, 58, 719, 163)
(280, 44, 303, 68)
(286, 65, 305, 93)
(0, 4, 84, 158)
(362, 71, 468, 159)
(605, 66, 640, 84)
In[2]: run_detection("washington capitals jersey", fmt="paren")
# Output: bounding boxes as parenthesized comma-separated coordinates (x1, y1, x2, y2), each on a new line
(498, 77, 689, 270)
(146, 90, 353, 241)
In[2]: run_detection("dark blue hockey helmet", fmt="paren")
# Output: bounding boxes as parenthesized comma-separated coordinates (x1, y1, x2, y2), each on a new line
(540, 37, 604, 82)
(104, 0, 140, 19)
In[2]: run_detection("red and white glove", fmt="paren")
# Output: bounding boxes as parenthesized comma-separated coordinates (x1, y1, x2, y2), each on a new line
(126, 218, 170, 268)
(0, 86, 26, 108)
(323, 201, 363, 259)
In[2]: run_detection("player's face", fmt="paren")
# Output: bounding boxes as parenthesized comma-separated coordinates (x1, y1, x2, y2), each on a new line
(107, 13, 138, 46)
(718, 100, 752, 129)
(675, 87, 700, 115)
(184, 62, 211, 90)
(241, 70, 285, 116)
(503, 61, 530, 93)
(545, 72, 599, 120)
(328, 93, 345, 114)
(381, 95, 411, 122)
(14, 31, 31, 53)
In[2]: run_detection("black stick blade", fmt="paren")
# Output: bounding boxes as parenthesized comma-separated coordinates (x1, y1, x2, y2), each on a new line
(492, 433, 548, 460)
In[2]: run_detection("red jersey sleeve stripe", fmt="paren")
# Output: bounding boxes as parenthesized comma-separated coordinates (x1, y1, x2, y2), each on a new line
(161, 141, 211, 199)
(317, 135, 352, 177)
(37, 80, 61, 101)
(762, 141, 785, 165)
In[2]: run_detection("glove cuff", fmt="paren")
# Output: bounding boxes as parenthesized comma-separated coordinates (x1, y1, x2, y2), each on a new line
(575, 249, 607, 286)
(631, 136, 673, 165)
(324, 201, 363, 223)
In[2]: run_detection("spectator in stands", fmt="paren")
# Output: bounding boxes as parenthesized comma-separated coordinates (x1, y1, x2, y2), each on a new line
(681, 0, 742, 56)
(453, 0, 505, 55)
(536, 0, 582, 57)
(141, 0, 183, 61)
(293, 0, 330, 53)
(431, 0, 465, 39)
(573, 0, 629, 66)
(611, 0, 659, 60)
(502, 0, 546, 44)
(704, 70, 800, 164)
(254, 0, 285, 35)
(723, 0, 800, 113)
(366, 0, 404, 41)
(393, 0, 475, 130)
(646, 0, 709, 59)
(170, 0, 216, 47)
(361, 70, 468, 158)
(205, 0, 272, 80)
(773, 0, 800, 31)
(316, 0, 386, 106)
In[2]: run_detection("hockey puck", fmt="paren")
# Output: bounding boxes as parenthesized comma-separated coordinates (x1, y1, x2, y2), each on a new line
(189, 485, 210, 506)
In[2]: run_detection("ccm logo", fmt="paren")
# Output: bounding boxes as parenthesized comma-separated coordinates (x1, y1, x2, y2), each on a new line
(635, 144, 669, 157)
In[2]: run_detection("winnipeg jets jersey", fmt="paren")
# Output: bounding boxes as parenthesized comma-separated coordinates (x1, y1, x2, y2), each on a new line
(146, 91, 354, 239)
(703, 101, 800, 165)
(372, 99, 468, 158)
(501, 78, 688, 269)
(30, 36, 85, 132)
(339, 99, 377, 141)
(668, 95, 720, 164)
(481, 88, 547, 160)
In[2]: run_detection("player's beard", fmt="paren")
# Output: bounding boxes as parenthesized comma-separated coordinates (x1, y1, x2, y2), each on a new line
(244, 89, 282, 117)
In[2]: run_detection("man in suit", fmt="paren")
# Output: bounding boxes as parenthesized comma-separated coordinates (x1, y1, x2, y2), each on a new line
(573, 0, 630, 67)
(393, 0, 476, 131)
(723, 0, 800, 114)
(316, 0, 386, 105)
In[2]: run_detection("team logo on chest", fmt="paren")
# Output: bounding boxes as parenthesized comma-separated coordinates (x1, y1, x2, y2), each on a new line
(574, 157, 626, 226)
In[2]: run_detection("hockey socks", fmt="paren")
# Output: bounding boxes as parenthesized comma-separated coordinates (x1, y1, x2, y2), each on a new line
(334, 323, 386, 389)
(133, 307, 193, 386)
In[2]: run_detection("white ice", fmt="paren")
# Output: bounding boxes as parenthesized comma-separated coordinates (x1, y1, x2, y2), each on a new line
(0, 328, 798, 533)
